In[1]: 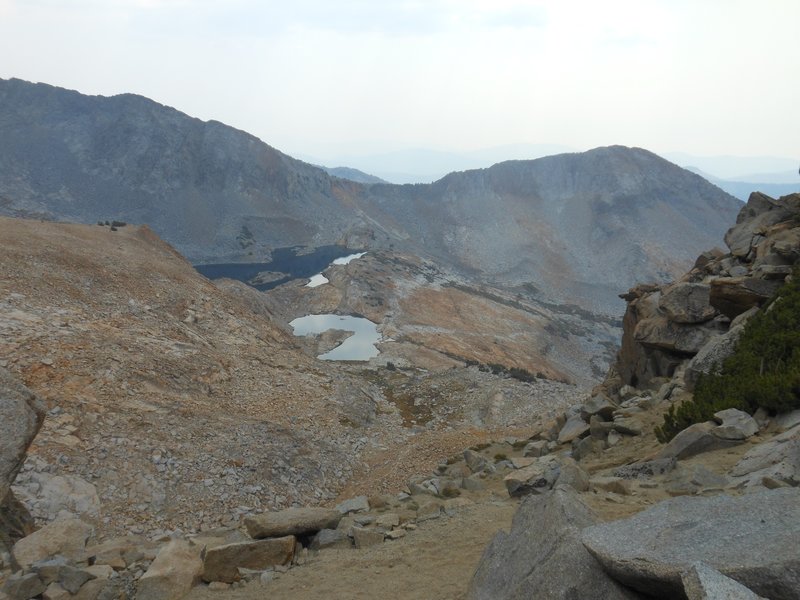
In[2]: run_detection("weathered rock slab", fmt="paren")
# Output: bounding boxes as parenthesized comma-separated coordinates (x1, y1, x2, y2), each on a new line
(656, 422, 741, 461)
(709, 277, 781, 319)
(557, 415, 590, 444)
(2, 572, 46, 600)
(613, 458, 676, 479)
(582, 488, 800, 599)
(244, 507, 342, 539)
(202, 536, 295, 583)
(775, 410, 800, 432)
(468, 486, 643, 600)
(309, 528, 350, 551)
(580, 394, 617, 422)
(658, 282, 716, 324)
(685, 324, 744, 388)
(681, 562, 766, 600)
(729, 425, 800, 487)
(351, 527, 384, 549)
(0, 367, 46, 502)
(12, 518, 93, 569)
(633, 316, 726, 354)
(335, 496, 369, 515)
(713, 408, 759, 440)
(137, 539, 202, 600)
(503, 456, 560, 497)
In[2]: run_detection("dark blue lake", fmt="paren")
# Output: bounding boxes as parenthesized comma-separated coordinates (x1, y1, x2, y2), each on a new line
(194, 245, 356, 291)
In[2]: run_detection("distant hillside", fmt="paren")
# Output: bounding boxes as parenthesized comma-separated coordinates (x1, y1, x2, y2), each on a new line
(685, 167, 799, 201)
(359, 147, 743, 311)
(0, 78, 742, 314)
(0, 78, 370, 262)
(321, 166, 387, 184)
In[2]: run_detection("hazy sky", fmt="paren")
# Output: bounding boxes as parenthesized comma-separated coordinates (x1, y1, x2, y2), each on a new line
(1, 0, 798, 163)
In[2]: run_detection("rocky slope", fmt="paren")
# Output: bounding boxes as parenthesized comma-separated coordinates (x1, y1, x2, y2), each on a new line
(0, 217, 578, 542)
(264, 250, 619, 385)
(1, 194, 798, 599)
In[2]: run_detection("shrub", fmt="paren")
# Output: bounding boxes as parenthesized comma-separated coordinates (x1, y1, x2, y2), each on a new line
(656, 270, 800, 443)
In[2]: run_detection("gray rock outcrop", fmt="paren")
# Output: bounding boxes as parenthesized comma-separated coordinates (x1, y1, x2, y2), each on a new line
(0, 367, 45, 503)
(582, 488, 800, 599)
(468, 486, 642, 599)
(503, 456, 561, 497)
(658, 282, 716, 324)
(0, 367, 46, 554)
(244, 507, 343, 539)
(729, 424, 800, 488)
(610, 192, 800, 392)
(655, 422, 741, 460)
(681, 562, 766, 600)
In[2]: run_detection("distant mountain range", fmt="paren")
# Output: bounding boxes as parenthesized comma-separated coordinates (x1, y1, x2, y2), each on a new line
(305, 147, 799, 188)
(0, 77, 744, 314)
(684, 167, 799, 201)
(301, 143, 576, 184)
(320, 166, 387, 184)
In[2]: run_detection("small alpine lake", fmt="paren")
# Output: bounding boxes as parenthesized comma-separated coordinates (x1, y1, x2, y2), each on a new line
(289, 314, 381, 361)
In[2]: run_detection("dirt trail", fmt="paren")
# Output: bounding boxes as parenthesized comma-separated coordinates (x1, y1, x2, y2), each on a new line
(186, 500, 516, 600)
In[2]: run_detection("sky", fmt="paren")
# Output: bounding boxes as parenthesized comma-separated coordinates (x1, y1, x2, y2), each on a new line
(1, 0, 798, 171)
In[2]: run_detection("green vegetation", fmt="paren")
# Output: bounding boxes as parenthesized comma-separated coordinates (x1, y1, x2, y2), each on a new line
(467, 359, 544, 382)
(656, 270, 800, 443)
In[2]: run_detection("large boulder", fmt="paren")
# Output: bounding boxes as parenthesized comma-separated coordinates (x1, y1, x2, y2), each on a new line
(0, 368, 46, 502)
(655, 422, 742, 461)
(0, 489, 37, 557)
(658, 283, 716, 324)
(709, 277, 781, 319)
(724, 192, 792, 258)
(580, 393, 617, 422)
(503, 456, 561, 497)
(557, 415, 590, 444)
(729, 425, 800, 487)
(137, 539, 203, 600)
(0, 368, 47, 553)
(202, 536, 295, 583)
(12, 518, 93, 569)
(582, 488, 800, 599)
(633, 316, 727, 355)
(468, 486, 643, 599)
(712, 408, 759, 440)
(244, 507, 342, 539)
(13, 473, 101, 523)
(685, 323, 745, 388)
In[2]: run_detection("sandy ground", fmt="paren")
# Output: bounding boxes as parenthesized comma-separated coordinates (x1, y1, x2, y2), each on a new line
(186, 500, 517, 600)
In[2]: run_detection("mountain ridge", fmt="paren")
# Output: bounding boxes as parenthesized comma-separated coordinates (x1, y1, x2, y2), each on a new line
(0, 77, 743, 317)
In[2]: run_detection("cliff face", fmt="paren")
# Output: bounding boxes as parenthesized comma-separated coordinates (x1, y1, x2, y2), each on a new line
(606, 191, 800, 394)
